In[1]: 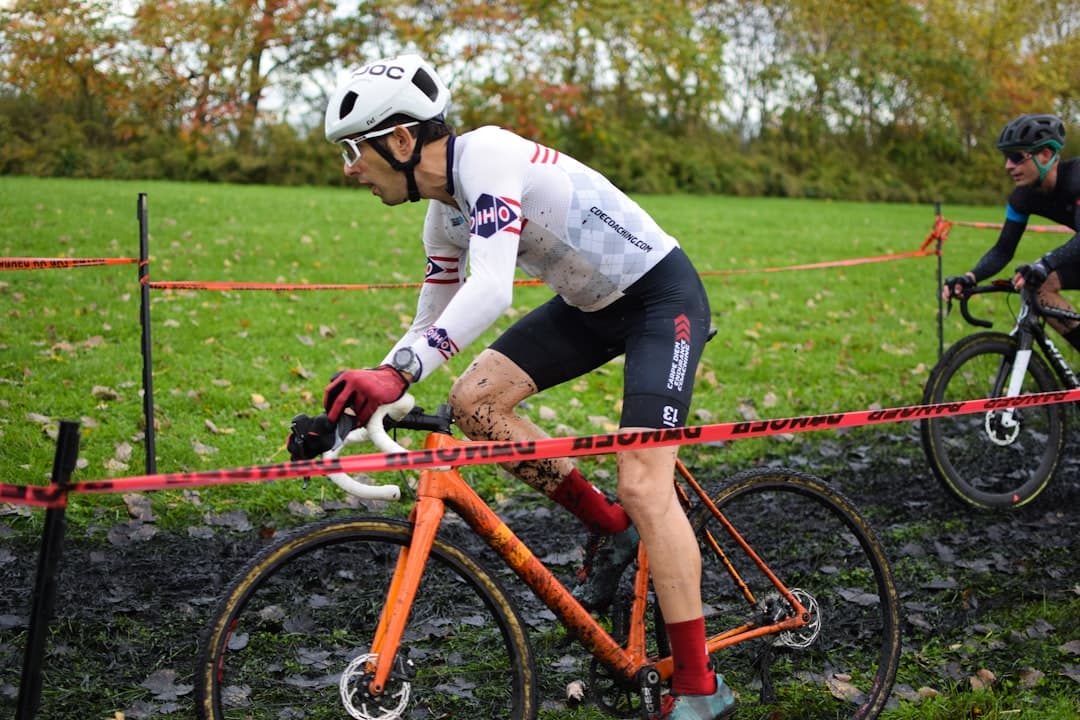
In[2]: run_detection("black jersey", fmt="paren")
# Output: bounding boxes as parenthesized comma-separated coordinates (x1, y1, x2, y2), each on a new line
(971, 158, 1080, 280)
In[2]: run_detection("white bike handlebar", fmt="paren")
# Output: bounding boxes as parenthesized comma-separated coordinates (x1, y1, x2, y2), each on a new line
(320, 394, 417, 501)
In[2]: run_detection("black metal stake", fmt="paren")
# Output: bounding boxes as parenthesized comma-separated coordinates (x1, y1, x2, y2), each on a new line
(935, 200, 944, 360)
(16, 420, 80, 720)
(138, 193, 157, 474)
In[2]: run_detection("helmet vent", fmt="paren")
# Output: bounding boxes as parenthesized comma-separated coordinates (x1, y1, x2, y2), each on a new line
(412, 69, 439, 102)
(339, 91, 358, 120)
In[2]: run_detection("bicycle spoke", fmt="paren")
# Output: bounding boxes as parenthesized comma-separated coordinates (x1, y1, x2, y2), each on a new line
(197, 518, 536, 720)
(694, 469, 900, 720)
(921, 333, 1063, 509)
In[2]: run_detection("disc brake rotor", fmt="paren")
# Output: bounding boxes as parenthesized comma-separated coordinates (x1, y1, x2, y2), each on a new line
(339, 652, 412, 720)
(764, 588, 822, 650)
(985, 409, 1021, 446)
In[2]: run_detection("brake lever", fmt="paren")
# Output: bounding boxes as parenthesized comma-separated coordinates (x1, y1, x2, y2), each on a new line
(333, 411, 358, 452)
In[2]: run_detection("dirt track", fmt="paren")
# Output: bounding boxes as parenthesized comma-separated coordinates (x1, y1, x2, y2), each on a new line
(1, 425, 1078, 718)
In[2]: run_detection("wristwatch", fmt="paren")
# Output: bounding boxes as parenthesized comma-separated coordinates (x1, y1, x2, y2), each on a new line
(390, 346, 421, 381)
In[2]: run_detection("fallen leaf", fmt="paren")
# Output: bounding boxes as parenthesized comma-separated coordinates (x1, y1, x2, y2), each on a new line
(826, 674, 865, 703)
(587, 415, 616, 431)
(107, 520, 157, 545)
(1017, 668, 1043, 688)
(92, 385, 121, 401)
(288, 500, 325, 519)
(736, 401, 758, 421)
(204, 419, 234, 435)
(1059, 639, 1080, 655)
(204, 510, 252, 532)
(114, 441, 133, 463)
(969, 668, 996, 690)
(123, 493, 155, 522)
(140, 668, 193, 701)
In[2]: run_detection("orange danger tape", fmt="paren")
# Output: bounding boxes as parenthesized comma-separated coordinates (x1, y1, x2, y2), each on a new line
(0, 257, 138, 271)
(952, 221, 1071, 234)
(3, 388, 1078, 508)
(143, 278, 545, 292)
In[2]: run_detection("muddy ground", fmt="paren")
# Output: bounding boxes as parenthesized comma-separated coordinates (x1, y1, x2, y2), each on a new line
(0, 424, 1078, 718)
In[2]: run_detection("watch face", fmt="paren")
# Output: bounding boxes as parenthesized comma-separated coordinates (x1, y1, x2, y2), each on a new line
(393, 347, 418, 375)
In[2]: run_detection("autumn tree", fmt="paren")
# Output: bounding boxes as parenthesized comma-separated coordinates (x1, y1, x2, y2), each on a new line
(128, 0, 361, 152)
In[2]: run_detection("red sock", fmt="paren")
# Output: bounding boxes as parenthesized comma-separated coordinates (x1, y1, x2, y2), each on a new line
(550, 468, 631, 534)
(667, 617, 715, 696)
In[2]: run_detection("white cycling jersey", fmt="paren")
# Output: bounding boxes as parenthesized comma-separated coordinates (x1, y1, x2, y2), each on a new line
(385, 125, 681, 381)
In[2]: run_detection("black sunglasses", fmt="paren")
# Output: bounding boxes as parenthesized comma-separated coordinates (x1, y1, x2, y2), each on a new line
(1003, 150, 1033, 164)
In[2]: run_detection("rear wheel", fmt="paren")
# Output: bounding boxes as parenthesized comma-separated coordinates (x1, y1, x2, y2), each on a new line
(694, 468, 901, 720)
(920, 332, 1065, 510)
(196, 517, 538, 720)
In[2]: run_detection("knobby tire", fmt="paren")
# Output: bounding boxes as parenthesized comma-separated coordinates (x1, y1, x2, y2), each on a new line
(693, 468, 901, 720)
(920, 332, 1064, 510)
(195, 516, 538, 720)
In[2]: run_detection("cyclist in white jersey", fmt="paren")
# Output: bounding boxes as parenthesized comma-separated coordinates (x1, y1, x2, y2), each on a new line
(320, 55, 735, 720)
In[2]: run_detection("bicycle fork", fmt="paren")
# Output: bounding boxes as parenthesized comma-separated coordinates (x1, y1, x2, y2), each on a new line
(988, 336, 1034, 444)
(366, 496, 445, 695)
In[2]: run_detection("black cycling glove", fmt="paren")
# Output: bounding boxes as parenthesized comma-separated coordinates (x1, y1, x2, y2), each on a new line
(287, 413, 337, 460)
(1015, 260, 1050, 289)
(943, 274, 974, 297)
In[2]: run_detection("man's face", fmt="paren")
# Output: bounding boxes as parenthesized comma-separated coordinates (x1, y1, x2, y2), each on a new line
(340, 133, 411, 206)
(1003, 148, 1047, 187)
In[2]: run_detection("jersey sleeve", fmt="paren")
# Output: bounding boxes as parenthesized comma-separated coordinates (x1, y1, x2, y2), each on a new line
(381, 203, 467, 378)
(971, 203, 1026, 281)
(385, 140, 526, 381)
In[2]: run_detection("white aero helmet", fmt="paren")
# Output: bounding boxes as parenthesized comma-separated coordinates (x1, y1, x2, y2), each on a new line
(325, 54, 450, 143)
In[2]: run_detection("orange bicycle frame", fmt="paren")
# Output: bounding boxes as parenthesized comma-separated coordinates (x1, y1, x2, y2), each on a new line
(364, 432, 812, 696)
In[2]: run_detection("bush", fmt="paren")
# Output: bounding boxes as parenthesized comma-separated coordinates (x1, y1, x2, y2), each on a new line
(0, 90, 1021, 204)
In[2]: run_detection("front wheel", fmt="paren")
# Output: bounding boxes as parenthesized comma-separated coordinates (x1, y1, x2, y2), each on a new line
(195, 517, 538, 720)
(693, 468, 901, 720)
(920, 332, 1065, 510)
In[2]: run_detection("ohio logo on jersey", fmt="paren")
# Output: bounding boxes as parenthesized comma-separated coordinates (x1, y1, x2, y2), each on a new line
(471, 194, 521, 238)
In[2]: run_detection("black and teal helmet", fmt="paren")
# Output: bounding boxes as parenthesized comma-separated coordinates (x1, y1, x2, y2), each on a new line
(996, 114, 1065, 152)
(997, 114, 1065, 184)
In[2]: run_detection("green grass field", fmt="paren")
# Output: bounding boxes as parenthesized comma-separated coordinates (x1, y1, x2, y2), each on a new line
(2, 175, 1066, 522)
(3, 177, 1078, 720)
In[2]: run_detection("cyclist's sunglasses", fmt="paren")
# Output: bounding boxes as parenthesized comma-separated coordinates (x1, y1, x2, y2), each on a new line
(1002, 150, 1033, 164)
(338, 122, 419, 167)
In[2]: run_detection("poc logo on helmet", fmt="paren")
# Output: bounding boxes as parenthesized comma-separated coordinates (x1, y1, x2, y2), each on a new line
(355, 63, 407, 80)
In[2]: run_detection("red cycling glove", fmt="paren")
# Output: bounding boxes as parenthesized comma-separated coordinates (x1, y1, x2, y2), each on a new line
(323, 366, 409, 425)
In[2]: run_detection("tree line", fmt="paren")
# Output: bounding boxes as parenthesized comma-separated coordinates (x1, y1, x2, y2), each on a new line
(1, 0, 1077, 205)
